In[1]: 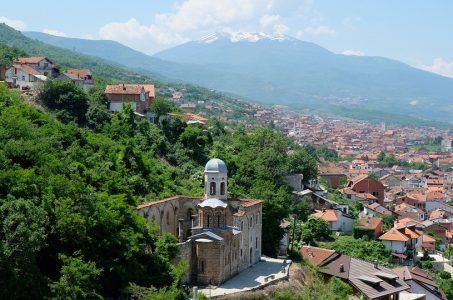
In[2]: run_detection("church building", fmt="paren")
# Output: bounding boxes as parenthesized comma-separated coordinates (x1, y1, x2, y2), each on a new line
(136, 158, 263, 285)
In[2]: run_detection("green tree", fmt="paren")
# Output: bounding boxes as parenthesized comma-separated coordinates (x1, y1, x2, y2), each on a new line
(38, 79, 89, 125)
(0, 197, 48, 299)
(300, 216, 331, 245)
(156, 233, 180, 261)
(150, 96, 173, 124)
(326, 236, 391, 265)
(50, 255, 103, 299)
(288, 149, 318, 182)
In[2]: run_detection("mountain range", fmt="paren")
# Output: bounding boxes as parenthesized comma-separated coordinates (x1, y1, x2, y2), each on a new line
(19, 30, 453, 124)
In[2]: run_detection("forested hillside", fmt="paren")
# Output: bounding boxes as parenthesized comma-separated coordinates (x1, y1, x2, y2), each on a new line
(0, 78, 318, 297)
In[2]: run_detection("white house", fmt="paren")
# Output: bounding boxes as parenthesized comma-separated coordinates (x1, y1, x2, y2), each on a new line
(379, 226, 422, 258)
(5, 64, 46, 89)
(311, 209, 354, 233)
(13, 57, 58, 77)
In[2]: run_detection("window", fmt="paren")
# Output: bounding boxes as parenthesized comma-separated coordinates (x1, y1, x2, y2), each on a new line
(240, 249, 242, 257)
(201, 261, 204, 273)
(220, 182, 225, 195)
(44, 62, 48, 68)
(217, 215, 221, 227)
(21, 75, 25, 81)
(207, 215, 210, 227)
(166, 211, 170, 225)
(210, 182, 216, 195)
(256, 237, 258, 248)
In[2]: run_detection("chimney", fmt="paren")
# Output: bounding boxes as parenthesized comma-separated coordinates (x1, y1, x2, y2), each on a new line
(374, 260, 378, 269)
(339, 264, 344, 272)
(122, 83, 126, 90)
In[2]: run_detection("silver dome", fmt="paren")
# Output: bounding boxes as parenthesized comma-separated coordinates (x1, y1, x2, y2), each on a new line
(204, 158, 228, 173)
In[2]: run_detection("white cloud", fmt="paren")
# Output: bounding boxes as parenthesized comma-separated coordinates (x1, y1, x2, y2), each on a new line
(0, 16, 26, 31)
(43, 29, 67, 37)
(409, 100, 418, 106)
(342, 49, 365, 56)
(419, 58, 453, 78)
(98, 0, 307, 51)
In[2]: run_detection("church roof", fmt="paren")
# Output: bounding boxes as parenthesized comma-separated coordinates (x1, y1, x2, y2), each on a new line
(198, 198, 227, 208)
(205, 158, 228, 173)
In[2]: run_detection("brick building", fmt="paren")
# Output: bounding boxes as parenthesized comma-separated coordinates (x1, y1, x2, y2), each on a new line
(136, 158, 263, 285)
(344, 174, 385, 205)
(105, 84, 155, 114)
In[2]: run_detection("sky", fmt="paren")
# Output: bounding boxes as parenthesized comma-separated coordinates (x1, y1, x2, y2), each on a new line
(1, 0, 452, 77)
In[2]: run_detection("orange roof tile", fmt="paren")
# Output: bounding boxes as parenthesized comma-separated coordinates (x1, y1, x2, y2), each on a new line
(379, 228, 410, 242)
(105, 84, 155, 97)
(299, 246, 336, 266)
(358, 216, 382, 230)
(14, 56, 47, 64)
(311, 209, 338, 222)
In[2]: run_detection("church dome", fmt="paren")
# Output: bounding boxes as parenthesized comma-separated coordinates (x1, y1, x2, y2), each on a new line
(204, 158, 228, 173)
(198, 198, 227, 208)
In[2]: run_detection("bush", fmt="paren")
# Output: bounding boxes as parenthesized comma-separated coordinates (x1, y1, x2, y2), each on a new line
(439, 271, 451, 280)
(38, 79, 89, 125)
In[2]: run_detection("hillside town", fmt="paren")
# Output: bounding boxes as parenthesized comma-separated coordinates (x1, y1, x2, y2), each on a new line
(1, 53, 453, 299)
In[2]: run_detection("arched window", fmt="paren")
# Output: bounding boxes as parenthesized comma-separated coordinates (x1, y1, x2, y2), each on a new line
(201, 261, 205, 273)
(220, 182, 225, 195)
(217, 214, 221, 227)
(207, 214, 210, 227)
(256, 237, 258, 248)
(210, 182, 216, 195)
(166, 211, 170, 225)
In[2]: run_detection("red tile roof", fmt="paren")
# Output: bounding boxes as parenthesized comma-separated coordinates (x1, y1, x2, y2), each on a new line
(379, 228, 410, 242)
(311, 209, 338, 222)
(14, 56, 47, 64)
(11, 63, 41, 76)
(240, 199, 263, 208)
(105, 84, 155, 97)
(299, 246, 337, 266)
(136, 195, 203, 209)
(358, 216, 382, 230)
(65, 69, 91, 79)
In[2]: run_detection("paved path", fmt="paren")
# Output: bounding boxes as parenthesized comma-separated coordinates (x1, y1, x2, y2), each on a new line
(200, 257, 290, 298)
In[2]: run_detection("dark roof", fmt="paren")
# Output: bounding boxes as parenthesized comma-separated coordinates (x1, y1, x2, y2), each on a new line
(348, 257, 409, 299)
(394, 266, 447, 300)
(299, 246, 337, 267)
(320, 254, 409, 299)
(319, 254, 351, 279)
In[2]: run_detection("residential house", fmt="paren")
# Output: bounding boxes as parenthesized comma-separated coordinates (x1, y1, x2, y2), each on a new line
(104, 84, 155, 114)
(421, 234, 436, 254)
(357, 216, 383, 238)
(60, 69, 93, 90)
(5, 63, 47, 89)
(344, 174, 384, 205)
(394, 203, 426, 222)
(300, 246, 410, 299)
(311, 209, 354, 233)
(318, 164, 347, 189)
(395, 193, 427, 211)
(394, 266, 447, 300)
(380, 174, 404, 190)
(13, 57, 58, 77)
(363, 202, 393, 217)
(299, 245, 338, 267)
(429, 209, 451, 222)
(379, 225, 422, 261)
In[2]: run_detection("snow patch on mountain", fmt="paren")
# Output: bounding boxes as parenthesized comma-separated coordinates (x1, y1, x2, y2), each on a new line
(197, 31, 296, 44)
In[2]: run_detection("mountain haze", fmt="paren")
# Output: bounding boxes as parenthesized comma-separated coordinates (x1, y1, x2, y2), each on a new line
(23, 30, 453, 123)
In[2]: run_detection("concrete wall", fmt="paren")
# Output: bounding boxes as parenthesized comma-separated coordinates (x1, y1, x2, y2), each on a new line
(382, 240, 406, 253)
